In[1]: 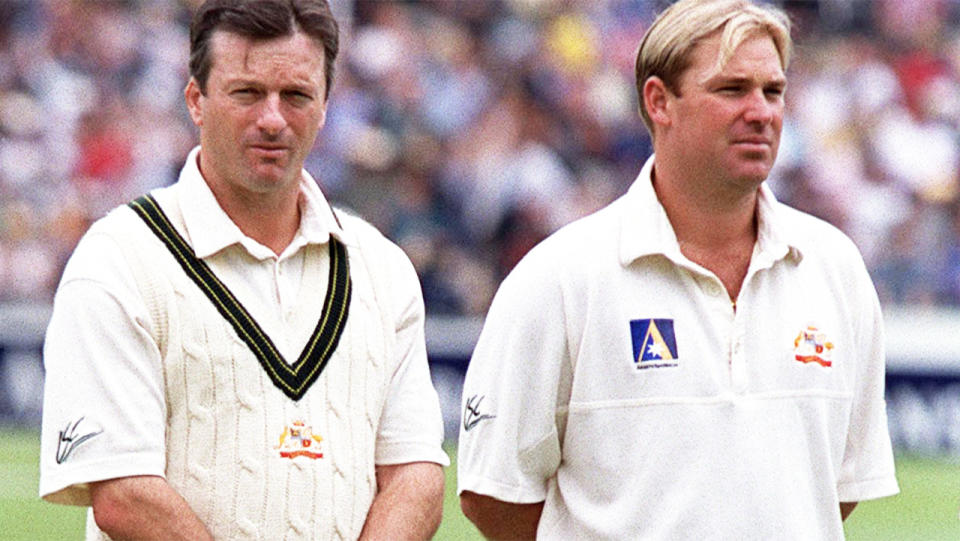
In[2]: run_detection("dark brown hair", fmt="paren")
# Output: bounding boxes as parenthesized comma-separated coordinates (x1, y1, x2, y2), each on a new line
(189, 0, 339, 98)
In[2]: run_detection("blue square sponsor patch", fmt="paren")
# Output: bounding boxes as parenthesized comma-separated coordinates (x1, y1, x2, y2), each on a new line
(630, 318, 679, 369)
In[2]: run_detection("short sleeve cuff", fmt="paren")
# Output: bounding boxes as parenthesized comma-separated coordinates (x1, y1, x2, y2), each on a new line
(375, 440, 450, 467)
(837, 475, 900, 503)
(40, 452, 165, 507)
(456, 472, 547, 504)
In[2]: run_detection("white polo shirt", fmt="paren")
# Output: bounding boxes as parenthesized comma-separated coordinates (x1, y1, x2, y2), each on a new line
(41, 147, 448, 506)
(458, 156, 898, 540)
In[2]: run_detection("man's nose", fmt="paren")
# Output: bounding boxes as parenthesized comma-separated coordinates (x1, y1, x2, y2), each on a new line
(743, 89, 779, 126)
(256, 94, 286, 135)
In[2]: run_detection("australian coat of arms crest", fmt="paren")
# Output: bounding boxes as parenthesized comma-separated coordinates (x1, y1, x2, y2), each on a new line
(276, 420, 324, 459)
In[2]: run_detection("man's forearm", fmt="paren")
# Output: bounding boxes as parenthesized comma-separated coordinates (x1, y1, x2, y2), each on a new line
(460, 491, 544, 540)
(359, 462, 444, 540)
(840, 501, 858, 521)
(89, 475, 213, 541)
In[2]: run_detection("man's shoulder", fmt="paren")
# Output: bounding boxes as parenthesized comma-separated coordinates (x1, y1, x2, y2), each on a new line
(334, 208, 417, 274)
(79, 201, 153, 250)
(335, 208, 384, 238)
(775, 203, 864, 263)
(524, 197, 622, 264)
(54, 201, 157, 293)
(90, 185, 181, 238)
(335, 208, 400, 254)
(67, 186, 187, 271)
(503, 197, 624, 290)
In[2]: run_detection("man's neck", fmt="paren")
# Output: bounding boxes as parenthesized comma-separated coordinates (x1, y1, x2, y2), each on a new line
(211, 181, 302, 257)
(195, 151, 303, 256)
(651, 161, 760, 301)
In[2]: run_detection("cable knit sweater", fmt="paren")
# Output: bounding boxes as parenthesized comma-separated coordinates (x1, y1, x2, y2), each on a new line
(85, 205, 394, 540)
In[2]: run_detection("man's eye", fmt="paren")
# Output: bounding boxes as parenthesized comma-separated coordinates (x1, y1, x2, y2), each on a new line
(285, 92, 313, 105)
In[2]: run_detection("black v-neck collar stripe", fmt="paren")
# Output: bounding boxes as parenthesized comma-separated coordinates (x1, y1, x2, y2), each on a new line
(127, 194, 352, 401)
(292, 240, 351, 392)
(130, 196, 284, 364)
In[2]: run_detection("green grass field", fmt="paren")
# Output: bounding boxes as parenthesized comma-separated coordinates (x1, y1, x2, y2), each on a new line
(3, 428, 957, 540)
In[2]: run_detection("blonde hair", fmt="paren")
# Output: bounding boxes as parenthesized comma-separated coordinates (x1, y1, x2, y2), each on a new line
(635, 0, 792, 135)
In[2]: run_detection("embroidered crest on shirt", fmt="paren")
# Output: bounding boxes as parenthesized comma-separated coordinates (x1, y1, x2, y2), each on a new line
(55, 417, 103, 464)
(275, 420, 324, 459)
(793, 325, 834, 367)
(630, 319, 679, 369)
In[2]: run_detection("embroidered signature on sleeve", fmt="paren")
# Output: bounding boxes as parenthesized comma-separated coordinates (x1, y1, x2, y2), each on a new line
(56, 417, 103, 464)
(463, 395, 496, 432)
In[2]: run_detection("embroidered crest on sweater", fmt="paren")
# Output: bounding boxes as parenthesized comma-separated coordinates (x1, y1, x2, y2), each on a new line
(276, 420, 324, 459)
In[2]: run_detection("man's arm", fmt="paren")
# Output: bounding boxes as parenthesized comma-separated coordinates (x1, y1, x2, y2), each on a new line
(840, 501, 858, 521)
(358, 461, 444, 540)
(460, 491, 544, 541)
(89, 475, 213, 541)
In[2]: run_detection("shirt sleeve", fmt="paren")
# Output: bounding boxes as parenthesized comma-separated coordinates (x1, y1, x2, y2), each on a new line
(836, 252, 899, 502)
(373, 241, 449, 467)
(457, 248, 570, 504)
(39, 225, 168, 506)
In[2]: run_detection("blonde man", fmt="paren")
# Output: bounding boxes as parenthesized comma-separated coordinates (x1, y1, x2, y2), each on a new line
(458, 0, 898, 539)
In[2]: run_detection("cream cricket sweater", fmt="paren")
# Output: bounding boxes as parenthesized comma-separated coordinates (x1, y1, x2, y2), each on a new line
(88, 206, 396, 540)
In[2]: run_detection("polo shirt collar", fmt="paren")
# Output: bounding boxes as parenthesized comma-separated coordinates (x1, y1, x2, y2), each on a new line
(754, 182, 804, 267)
(618, 155, 804, 268)
(175, 146, 353, 260)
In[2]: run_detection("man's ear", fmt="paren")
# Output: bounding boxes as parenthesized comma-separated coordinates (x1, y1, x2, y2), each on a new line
(184, 77, 204, 128)
(643, 76, 673, 130)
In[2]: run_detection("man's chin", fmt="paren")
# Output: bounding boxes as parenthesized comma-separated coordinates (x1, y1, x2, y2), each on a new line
(247, 161, 293, 183)
(239, 172, 298, 196)
(730, 158, 774, 185)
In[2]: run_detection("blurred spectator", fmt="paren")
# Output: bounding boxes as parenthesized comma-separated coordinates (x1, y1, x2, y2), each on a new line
(2, 0, 960, 315)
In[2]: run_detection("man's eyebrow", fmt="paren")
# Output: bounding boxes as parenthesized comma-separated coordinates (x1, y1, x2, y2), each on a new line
(224, 78, 261, 87)
(225, 76, 318, 90)
(702, 74, 787, 86)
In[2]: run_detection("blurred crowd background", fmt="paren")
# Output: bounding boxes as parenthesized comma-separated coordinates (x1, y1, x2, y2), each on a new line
(3, 0, 960, 316)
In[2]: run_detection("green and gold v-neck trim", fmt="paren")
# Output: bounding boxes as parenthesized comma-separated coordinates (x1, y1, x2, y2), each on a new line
(128, 194, 352, 401)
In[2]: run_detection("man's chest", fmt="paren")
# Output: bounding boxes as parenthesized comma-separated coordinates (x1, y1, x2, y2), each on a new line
(564, 260, 857, 402)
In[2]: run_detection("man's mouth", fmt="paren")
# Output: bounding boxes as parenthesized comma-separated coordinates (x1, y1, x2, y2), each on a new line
(732, 137, 771, 146)
(249, 144, 288, 159)
(731, 138, 773, 153)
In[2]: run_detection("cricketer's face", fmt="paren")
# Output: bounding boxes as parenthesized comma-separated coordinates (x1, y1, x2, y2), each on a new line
(667, 31, 786, 188)
(185, 30, 328, 201)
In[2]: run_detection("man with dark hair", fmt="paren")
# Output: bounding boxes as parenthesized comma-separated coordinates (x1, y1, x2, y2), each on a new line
(188, 0, 339, 99)
(39, 1, 448, 539)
